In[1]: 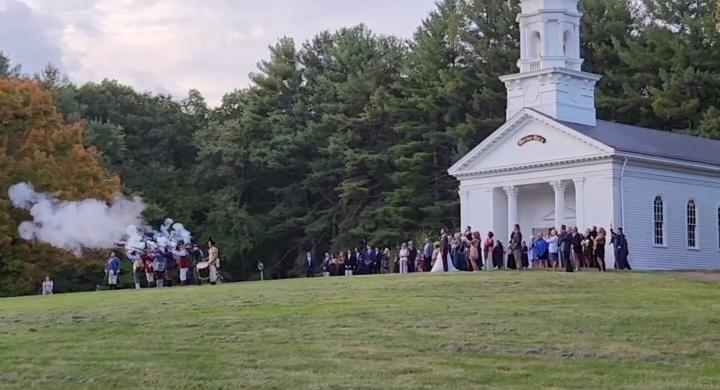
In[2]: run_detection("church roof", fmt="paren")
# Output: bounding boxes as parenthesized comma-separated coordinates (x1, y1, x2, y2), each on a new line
(561, 119, 720, 167)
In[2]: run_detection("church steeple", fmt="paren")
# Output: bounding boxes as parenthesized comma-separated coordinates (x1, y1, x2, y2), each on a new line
(500, 0, 601, 126)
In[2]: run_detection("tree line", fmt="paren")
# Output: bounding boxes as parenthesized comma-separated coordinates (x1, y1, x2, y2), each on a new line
(1, 0, 719, 296)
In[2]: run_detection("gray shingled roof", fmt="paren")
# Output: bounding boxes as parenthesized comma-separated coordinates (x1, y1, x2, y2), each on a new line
(561, 119, 720, 167)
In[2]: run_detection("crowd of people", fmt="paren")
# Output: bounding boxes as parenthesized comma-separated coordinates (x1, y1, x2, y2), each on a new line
(313, 224, 631, 276)
(42, 225, 630, 293)
(103, 239, 222, 289)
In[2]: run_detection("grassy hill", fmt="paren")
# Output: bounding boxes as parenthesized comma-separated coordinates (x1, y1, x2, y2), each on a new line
(1, 272, 719, 389)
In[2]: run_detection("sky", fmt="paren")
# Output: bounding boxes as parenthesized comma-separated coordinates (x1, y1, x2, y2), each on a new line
(0, 0, 438, 105)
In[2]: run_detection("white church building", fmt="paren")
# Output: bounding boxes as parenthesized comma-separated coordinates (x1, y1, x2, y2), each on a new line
(449, 0, 720, 270)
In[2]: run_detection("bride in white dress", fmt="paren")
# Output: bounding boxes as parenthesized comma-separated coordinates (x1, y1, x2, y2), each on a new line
(431, 246, 459, 273)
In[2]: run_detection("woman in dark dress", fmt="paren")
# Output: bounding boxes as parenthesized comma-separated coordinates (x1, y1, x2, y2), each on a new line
(492, 240, 505, 270)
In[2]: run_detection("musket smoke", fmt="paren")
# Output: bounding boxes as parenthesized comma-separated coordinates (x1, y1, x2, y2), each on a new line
(8, 182, 145, 255)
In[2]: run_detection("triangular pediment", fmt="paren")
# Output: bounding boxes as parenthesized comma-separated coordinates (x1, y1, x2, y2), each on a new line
(449, 109, 614, 176)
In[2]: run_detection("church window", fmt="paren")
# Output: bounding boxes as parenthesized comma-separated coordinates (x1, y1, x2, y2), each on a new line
(563, 31, 571, 56)
(653, 196, 664, 246)
(530, 31, 542, 58)
(687, 200, 697, 248)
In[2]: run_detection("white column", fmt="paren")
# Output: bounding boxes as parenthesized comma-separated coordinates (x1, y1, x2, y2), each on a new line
(573, 178, 585, 229)
(550, 181, 567, 229)
(503, 186, 519, 240)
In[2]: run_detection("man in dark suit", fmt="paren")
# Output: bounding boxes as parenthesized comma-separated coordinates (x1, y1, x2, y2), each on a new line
(569, 226, 584, 271)
(364, 245, 376, 275)
(304, 251, 314, 277)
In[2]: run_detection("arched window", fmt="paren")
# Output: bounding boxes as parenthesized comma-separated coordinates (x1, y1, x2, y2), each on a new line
(687, 200, 697, 248)
(653, 196, 664, 246)
(530, 31, 542, 59)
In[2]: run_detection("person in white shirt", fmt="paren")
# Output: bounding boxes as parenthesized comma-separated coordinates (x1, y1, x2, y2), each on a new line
(42, 276, 54, 295)
(398, 243, 409, 274)
(547, 229, 559, 270)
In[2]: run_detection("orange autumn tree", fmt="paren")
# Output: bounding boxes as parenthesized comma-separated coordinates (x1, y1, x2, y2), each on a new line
(0, 78, 120, 296)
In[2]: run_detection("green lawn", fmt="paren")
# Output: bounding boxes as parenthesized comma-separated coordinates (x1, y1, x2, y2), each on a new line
(1, 272, 719, 389)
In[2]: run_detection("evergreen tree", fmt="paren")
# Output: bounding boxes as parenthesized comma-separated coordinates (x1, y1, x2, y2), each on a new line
(0, 51, 21, 78)
(579, 0, 635, 122)
(612, 0, 720, 130)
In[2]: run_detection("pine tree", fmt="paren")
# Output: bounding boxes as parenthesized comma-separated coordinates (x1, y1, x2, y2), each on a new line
(611, 0, 720, 130)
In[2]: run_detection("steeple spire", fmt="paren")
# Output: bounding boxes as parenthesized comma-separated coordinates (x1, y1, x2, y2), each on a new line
(500, 0, 601, 126)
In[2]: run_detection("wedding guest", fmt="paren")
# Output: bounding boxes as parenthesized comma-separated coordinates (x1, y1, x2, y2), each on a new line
(509, 224, 523, 271)
(399, 243, 409, 274)
(483, 232, 495, 270)
(582, 230, 593, 269)
(611, 228, 631, 270)
(534, 234, 548, 269)
(382, 248, 391, 273)
(547, 229, 559, 270)
(304, 251, 314, 278)
(492, 240, 505, 270)
(345, 250, 355, 277)
(440, 229, 450, 272)
(41, 276, 54, 295)
(570, 227, 584, 271)
(337, 252, 345, 276)
(595, 227, 607, 272)
(322, 252, 332, 277)
(558, 225, 573, 272)
(450, 233, 466, 271)
(528, 235, 537, 269)
(464, 226, 473, 242)
(469, 232, 481, 272)
(521, 241, 529, 269)
(408, 241, 417, 273)
(414, 238, 425, 272)
(589, 226, 598, 268)
(423, 238, 434, 272)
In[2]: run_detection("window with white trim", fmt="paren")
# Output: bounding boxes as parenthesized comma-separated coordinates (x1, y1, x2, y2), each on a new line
(687, 200, 697, 248)
(653, 196, 664, 246)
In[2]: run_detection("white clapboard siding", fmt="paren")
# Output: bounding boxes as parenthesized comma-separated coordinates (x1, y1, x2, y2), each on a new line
(623, 164, 720, 270)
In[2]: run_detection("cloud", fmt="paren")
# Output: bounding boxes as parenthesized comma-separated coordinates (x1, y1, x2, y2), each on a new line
(12, 0, 437, 105)
(0, 0, 64, 73)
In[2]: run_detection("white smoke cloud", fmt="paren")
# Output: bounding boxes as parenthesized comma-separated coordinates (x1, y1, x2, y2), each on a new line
(123, 218, 193, 253)
(9, 182, 145, 255)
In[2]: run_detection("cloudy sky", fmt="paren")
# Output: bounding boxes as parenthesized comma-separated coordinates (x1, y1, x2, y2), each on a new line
(0, 0, 437, 105)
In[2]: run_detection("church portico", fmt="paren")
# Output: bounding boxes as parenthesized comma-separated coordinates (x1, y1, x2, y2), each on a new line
(464, 178, 581, 244)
